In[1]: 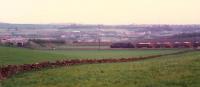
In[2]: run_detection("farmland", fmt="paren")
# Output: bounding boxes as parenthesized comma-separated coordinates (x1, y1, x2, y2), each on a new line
(0, 46, 181, 65)
(0, 46, 199, 87)
(0, 49, 199, 87)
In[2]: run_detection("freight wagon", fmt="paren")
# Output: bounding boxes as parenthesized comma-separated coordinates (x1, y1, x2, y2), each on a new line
(111, 41, 199, 48)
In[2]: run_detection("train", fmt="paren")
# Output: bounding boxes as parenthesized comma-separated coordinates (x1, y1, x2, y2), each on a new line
(110, 41, 200, 48)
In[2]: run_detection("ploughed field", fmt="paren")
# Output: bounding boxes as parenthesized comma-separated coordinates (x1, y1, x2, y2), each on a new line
(1, 46, 199, 87)
(0, 46, 181, 65)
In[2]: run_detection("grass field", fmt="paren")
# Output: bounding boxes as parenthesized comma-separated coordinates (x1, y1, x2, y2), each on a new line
(55, 45, 110, 49)
(0, 46, 181, 65)
(1, 50, 199, 87)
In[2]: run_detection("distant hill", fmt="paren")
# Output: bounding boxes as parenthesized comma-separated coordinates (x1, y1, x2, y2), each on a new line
(0, 23, 59, 29)
(172, 32, 200, 38)
(151, 32, 200, 42)
(0, 22, 200, 32)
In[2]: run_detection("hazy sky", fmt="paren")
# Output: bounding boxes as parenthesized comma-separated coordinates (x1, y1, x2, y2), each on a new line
(0, 0, 200, 24)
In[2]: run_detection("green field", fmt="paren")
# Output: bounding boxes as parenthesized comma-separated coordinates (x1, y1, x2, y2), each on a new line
(0, 46, 180, 65)
(55, 45, 110, 49)
(1, 49, 199, 87)
(0, 46, 199, 87)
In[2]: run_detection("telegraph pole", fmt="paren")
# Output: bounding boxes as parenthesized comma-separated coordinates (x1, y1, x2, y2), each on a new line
(98, 37, 100, 50)
(98, 25, 101, 50)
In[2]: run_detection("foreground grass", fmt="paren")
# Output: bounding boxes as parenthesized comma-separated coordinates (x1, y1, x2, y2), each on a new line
(1, 51, 199, 87)
(0, 46, 180, 65)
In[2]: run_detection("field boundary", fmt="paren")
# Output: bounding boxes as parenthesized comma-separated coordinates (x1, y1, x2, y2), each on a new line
(0, 49, 194, 80)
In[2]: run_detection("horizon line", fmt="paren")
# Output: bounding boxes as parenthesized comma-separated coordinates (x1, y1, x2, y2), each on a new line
(1, 22, 200, 25)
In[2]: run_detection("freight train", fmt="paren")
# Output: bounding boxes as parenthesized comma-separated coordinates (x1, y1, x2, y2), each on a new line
(110, 41, 200, 48)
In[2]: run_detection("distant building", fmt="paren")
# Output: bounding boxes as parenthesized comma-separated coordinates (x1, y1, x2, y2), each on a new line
(0, 37, 28, 47)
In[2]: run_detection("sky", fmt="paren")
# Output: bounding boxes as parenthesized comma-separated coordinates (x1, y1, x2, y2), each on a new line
(0, 0, 200, 24)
